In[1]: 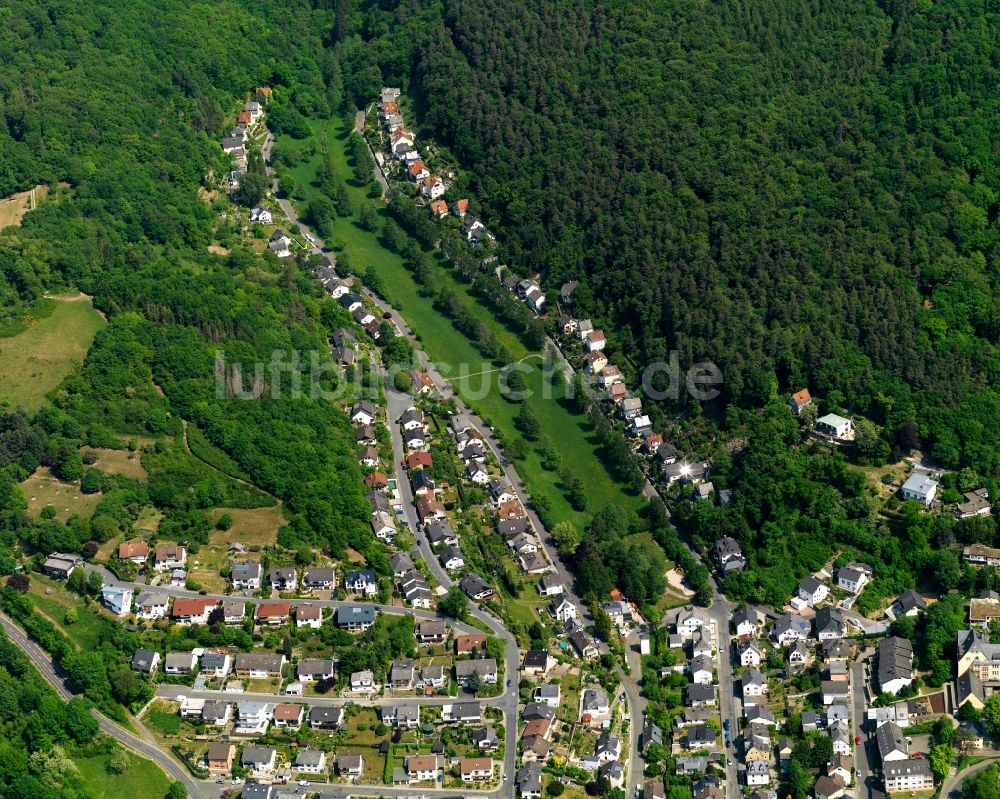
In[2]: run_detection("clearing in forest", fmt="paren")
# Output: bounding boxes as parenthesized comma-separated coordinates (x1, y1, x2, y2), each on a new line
(0, 294, 105, 410)
(20, 467, 102, 522)
(0, 183, 48, 227)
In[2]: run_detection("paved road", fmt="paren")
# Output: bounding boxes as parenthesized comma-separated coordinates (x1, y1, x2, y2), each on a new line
(851, 659, 875, 799)
(155, 683, 503, 709)
(940, 751, 1000, 799)
(710, 604, 738, 798)
(0, 612, 212, 799)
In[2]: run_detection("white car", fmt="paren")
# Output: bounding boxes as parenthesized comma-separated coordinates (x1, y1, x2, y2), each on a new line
(305, 233, 315, 243)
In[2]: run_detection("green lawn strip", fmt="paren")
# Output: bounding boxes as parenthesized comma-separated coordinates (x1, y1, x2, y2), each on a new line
(276, 118, 644, 528)
(73, 751, 172, 799)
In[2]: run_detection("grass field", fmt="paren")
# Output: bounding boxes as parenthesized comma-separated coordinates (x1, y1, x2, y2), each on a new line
(86, 447, 149, 480)
(0, 294, 105, 410)
(207, 506, 284, 546)
(276, 118, 644, 528)
(21, 467, 102, 521)
(27, 575, 110, 651)
(74, 751, 172, 799)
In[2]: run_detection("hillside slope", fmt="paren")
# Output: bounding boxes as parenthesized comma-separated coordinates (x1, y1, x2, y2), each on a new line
(342, 0, 1000, 474)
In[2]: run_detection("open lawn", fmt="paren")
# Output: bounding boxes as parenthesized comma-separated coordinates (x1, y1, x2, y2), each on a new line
(208, 505, 284, 547)
(85, 447, 149, 480)
(0, 294, 105, 410)
(277, 118, 644, 528)
(21, 467, 102, 521)
(73, 750, 172, 799)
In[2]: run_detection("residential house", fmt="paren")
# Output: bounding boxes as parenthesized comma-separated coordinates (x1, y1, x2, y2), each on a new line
(345, 568, 378, 596)
(302, 567, 336, 591)
(165, 651, 198, 674)
(742, 669, 768, 702)
(255, 601, 290, 626)
(298, 658, 335, 683)
(454, 658, 498, 687)
(901, 471, 939, 506)
(171, 598, 217, 625)
(815, 607, 847, 641)
(206, 743, 235, 776)
(837, 564, 871, 593)
(822, 681, 850, 705)
(516, 762, 543, 798)
(337, 604, 376, 632)
(118, 539, 149, 565)
(459, 573, 493, 601)
(884, 757, 934, 792)
(686, 683, 716, 708)
(813, 776, 847, 799)
(234, 653, 286, 678)
(876, 721, 909, 762)
(308, 706, 344, 730)
(538, 574, 564, 597)
(878, 636, 914, 694)
(956, 488, 992, 519)
(344, 671, 375, 695)
(335, 753, 363, 777)
(773, 613, 811, 645)
(788, 639, 810, 668)
(240, 746, 277, 776)
(690, 654, 714, 685)
(101, 586, 133, 616)
(789, 389, 813, 415)
(746, 760, 770, 787)
(200, 652, 231, 678)
(295, 604, 322, 629)
(153, 545, 186, 571)
(455, 634, 487, 654)
(581, 687, 611, 725)
(570, 629, 599, 660)
(438, 545, 464, 571)
(350, 400, 377, 425)
(222, 599, 245, 624)
(231, 561, 263, 590)
(676, 606, 712, 639)
(135, 591, 168, 620)
(269, 567, 297, 592)
(551, 596, 577, 623)
(443, 702, 482, 724)
(534, 684, 561, 708)
(797, 575, 829, 607)
(888, 589, 927, 620)
(273, 703, 305, 730)
(523, 650, 554, 677)
(740, 638, 763, 667)
(815, 413, 853, 439)
(733, 605, 767, 637)
(471, 728, 498, 751)
(131, 648, 160, 674)
(460, 757, 493, 781)
(293, 749, 326, 774)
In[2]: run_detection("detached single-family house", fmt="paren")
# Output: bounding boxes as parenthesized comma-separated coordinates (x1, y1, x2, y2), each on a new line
(154, 545, 186, 571)
(345, 568, 378, 596)
(797, 575, 829, 607)
(740, 638, 763, 667)
(118, 539, 149, 565)
(815, 413, 853, 440)
(337, 604, 376, 632)
(231, 561, 262, 590)
(837, 564, 871, 593)
(302, 566, 336, 591)
(901, 471, 938, 506)
(101, 586, 133, 616)
(135, 591, 168, 620)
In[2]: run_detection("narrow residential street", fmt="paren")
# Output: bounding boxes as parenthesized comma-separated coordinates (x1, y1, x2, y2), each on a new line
(851, 659, 875, 799)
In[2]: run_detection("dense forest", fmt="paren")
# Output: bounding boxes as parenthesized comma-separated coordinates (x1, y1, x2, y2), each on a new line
(341, 0, 1000, 478)
(0, 0, 381, 570)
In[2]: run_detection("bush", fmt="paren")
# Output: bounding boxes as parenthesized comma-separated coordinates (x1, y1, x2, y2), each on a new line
(215, 513, 234, 531)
